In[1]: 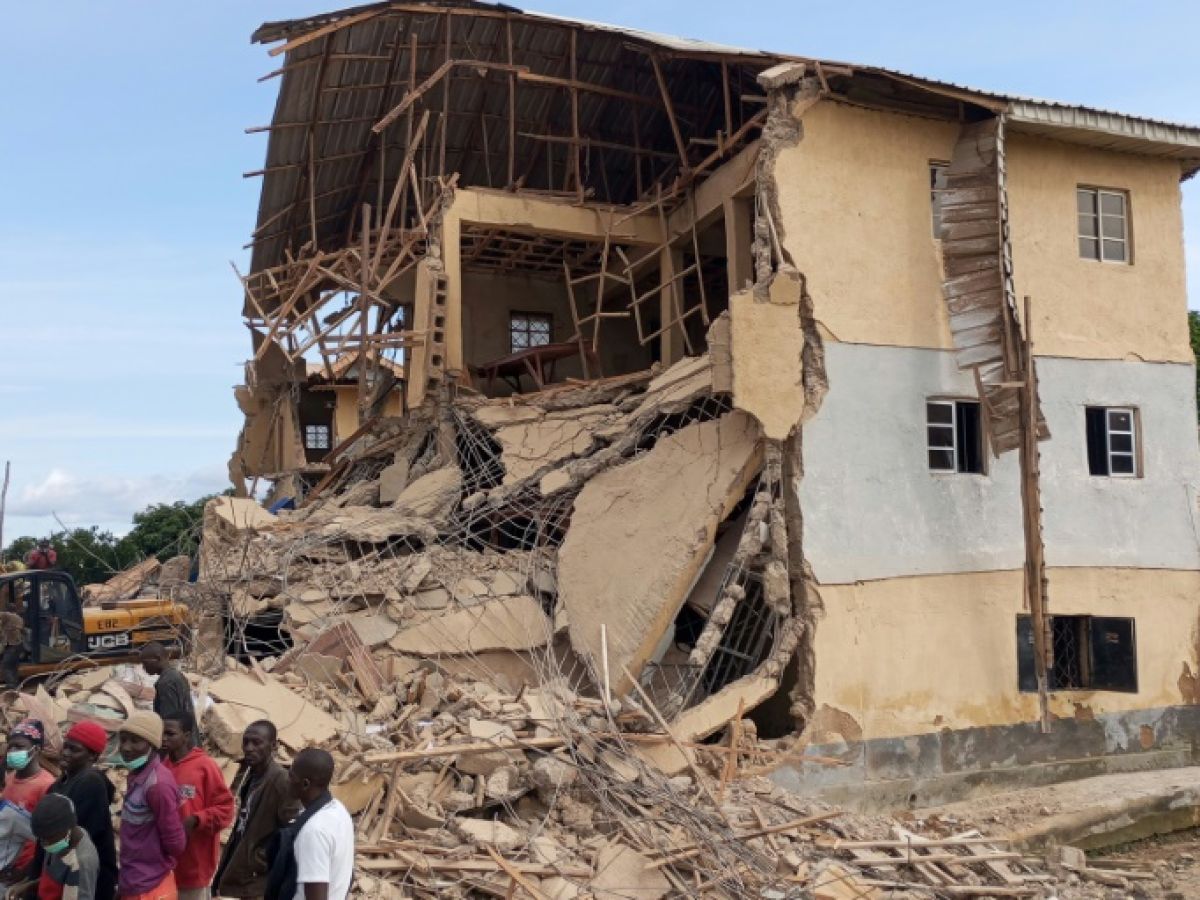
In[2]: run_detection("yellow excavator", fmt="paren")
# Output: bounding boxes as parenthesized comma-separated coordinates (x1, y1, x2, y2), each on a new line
(0, 569, 190, 678)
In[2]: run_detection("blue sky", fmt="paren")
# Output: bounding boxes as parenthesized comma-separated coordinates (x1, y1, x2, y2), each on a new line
(1, 1, 1197, 538)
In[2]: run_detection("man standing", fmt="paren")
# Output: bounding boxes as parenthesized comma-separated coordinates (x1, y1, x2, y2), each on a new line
(8, 794, 101, 900)
(160, 713, 233, 900)
(214, 722, 299, 900)
(264, 749, 353, 900)
(138, 644, 195, 727)
(0, 600, 25, 689)
(116, 711, 185, 900)
(1, 720, 55, 877)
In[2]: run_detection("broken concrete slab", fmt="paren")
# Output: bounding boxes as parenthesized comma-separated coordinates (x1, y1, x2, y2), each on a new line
(558, 412, 762, 696)
(590, 843, 671, 900)
(378, 458, 411, 504)
(204, 700, 263, 757)
(453, 817, 525, 851)
(208, 670, 340, 751)
(392, 466, 462, 521)
(388, 595, 551, 656)
(347, 609, 400, 648)
(730, 271, 806, 440)
(493, 406, 616, 485)
(332, 772, 386, 815)
(209, 496, 277, 532)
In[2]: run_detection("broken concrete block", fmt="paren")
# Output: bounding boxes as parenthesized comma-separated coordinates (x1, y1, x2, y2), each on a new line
(708, 312, 733, 393)
(488, 570, 524, 596)
(209, 496, 276, 532)
(293, 653, 344, 686)
(730, 271, 806, 440)
(392, 466, 461, 520)
(347, 610, 400, 648)
(378, 458, 411, 504)
(402, 555, 433, 592)
(558, 412, 762, 696)
(539, 468, 571, 496)
(531, 755, 577, 801)
(453, 817, 525, 851)
(388, 595, 551, 656)
(590, 843, 671, 900)
(414, 588, 450, 611)
(204, 701, 262, 757)
(331, 772, 385, 815)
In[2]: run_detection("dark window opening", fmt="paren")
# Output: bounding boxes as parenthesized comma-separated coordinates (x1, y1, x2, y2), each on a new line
(1017, 614, 1137, 692)
(927, 400, 984, 473)
(930, 162, 950, 238)
(509, 312, 553, 353)
(1086, 406, 1138, 477)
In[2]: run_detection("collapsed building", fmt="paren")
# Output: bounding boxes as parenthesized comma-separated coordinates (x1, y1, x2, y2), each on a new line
(223, 0, 1200, 810)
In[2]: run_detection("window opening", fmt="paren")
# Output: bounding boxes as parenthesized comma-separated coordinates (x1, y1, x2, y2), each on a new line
(1017, 614, 1137, 692)
(1077, 188, 1129, 263)
(930, 163, 950, 238)
(510, 312, 553, 353)
(1085, 407, 1137, 477)
(304, 424, 331, 451)
(927, 400, 983, 473)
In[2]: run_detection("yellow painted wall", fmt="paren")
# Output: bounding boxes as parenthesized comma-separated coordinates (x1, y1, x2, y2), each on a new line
(1006, 133, 1190, 363)
(773, 100, 958, 350)
(773, 100, 1190, 363)
(806, 568, 1200, 745)
(332, 386, 403, 444)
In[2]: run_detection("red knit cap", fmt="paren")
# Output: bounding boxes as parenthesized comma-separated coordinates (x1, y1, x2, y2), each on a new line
(65, 720, 108, 756)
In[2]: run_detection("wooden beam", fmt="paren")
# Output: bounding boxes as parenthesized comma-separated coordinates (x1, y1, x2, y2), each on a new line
(649, 55, 690, 171)
(266, 8, 386, 58)
(372, 60, 530, 135)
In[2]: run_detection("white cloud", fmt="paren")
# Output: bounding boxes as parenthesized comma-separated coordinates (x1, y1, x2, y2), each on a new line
(7, 465, 228, 531)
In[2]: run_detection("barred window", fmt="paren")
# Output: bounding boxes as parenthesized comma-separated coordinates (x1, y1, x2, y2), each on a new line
(1017, 615, 1137, 693)
(304, 424, 331, 450)
(510, 312, 552, 353)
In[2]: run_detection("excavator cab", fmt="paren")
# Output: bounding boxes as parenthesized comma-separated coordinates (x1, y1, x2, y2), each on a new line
(0, 570, 190, 677)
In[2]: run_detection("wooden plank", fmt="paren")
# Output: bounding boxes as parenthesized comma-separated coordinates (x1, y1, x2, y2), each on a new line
(267, 8, 387, 57)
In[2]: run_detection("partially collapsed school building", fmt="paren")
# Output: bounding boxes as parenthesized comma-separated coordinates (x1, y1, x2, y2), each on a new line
(227, 1, 1200, 804)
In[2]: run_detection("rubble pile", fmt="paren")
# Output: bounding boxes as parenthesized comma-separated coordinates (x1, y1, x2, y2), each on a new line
(21, 350, 1135, 897)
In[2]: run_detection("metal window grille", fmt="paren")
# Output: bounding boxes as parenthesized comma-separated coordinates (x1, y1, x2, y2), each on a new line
(1077, 188, 1128, 263)
(304, 424, 331, 450)
(509, 312, 552, 352)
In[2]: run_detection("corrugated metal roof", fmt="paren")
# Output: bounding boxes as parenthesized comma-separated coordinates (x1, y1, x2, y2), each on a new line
(247, 1, 1200, 277)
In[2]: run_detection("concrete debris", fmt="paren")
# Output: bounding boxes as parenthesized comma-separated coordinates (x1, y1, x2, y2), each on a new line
(558, 411, 763, 697)
(136, 359, 1109, 898)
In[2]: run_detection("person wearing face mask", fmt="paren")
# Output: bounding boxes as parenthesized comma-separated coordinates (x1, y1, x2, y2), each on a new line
(5, 794, 98, 900)
(40, 723, 115, 900)
(114, 712, 184, 900)
(1, 721, 54, 880)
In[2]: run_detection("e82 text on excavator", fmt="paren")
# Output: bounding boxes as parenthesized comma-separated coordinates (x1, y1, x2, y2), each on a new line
(0, 569, 190, 684)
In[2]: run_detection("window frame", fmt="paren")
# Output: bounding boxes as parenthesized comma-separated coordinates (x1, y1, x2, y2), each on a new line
(926, 398, 986, 475)
(509, 311, 554, 354)
(1085, 405, 1141, 478)
(1077, 186, 1131, 264)
(1017, 614, 1138, 693)
(304, 423, 332, 451)
(930, 162, 950, 239)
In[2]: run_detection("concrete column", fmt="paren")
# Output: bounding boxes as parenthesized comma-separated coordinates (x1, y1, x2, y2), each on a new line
(406, 260, 435, 410)
(724, 196, 754, 295)
(442, 214, 463, 373)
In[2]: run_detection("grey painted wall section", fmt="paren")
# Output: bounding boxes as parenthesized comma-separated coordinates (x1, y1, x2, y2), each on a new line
(801, 343, 1200, 584)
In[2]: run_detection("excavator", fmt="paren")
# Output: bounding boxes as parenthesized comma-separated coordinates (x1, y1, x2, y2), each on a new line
(0, 568, 190, 679)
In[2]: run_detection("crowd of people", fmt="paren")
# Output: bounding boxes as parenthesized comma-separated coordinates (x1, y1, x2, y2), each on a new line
(0, 645, 356, 900)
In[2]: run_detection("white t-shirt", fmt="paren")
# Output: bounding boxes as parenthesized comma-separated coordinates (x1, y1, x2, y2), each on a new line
(292, 798, 355, 900)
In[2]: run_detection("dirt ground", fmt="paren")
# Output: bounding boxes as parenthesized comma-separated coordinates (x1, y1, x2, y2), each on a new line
(1093, 827, 1200, 899)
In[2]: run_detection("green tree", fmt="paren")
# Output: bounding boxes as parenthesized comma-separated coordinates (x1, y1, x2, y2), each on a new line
(2, 528, 131, 585)
(1189, 311, 1200, 422)
(116, 496, 214, 563)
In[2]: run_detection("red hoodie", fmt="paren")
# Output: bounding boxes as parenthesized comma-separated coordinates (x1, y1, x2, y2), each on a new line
(163, 748, 235, 890)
